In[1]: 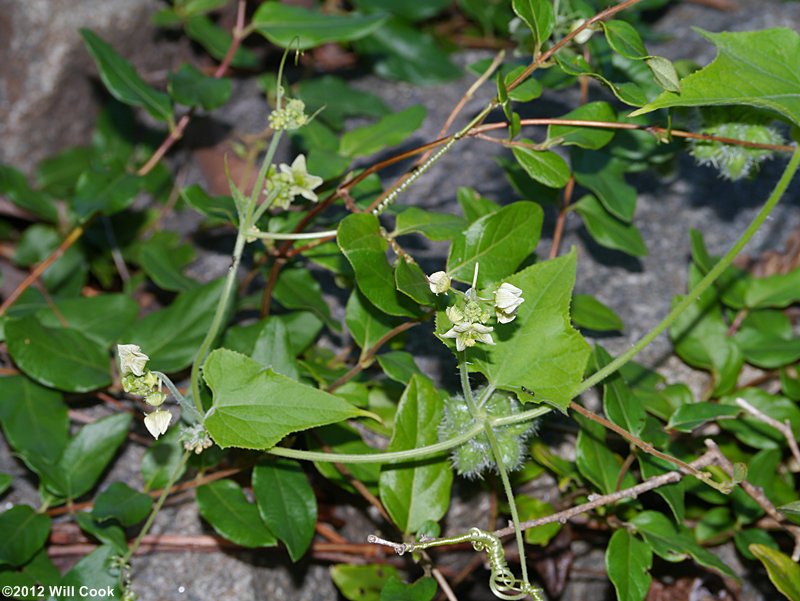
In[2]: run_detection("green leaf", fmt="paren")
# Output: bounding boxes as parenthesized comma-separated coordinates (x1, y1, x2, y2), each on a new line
(183, 15, 259, 69)
(0, 164, 57, 222)
(576, 413, 635, 494)
(631, 511, 736, 579)
(602, 20, 648, 59)
(137, 231, 197, 292)
(296, 75, 390, 131)
(140, 428, 186, 491)
(638, 451, 685, 523)
(72, 165, 142, 220)
(646, 56, 681, 93)
(511, 147, 570, 189)
(0, 473, 12, 496)
(469, 252, 591, 409)
(379, 376, 453, 533)
(180, 0, 230, 16)
(511, 0, 554, 52)
(393, 207, 467, 241)
(750, 544, 800, 601)
(340, 105, 426, 158)
(253, 458, 317, 561)
(377, 351, 422, 385)
(345, 290, 399, 351)
(0, 549, 60, 597)
(380, 576, 437, 601)
(58, 413, 132, 499)
(572, 294, 624, 331)
(0, 506, 51, 567)
(606, 529, 652, 601)
(734, 529, 778, 560)
(79, 29, 172, 122)
(75, 512, 127, 554)
(353, 18, 461, 85)
(779, 501, 800, 518)
(6, 316, 111, 392)
(572, 149, 636, 222)
(574, 194, 647, 257)
(251, 318, 299, 380)
(273, 267, 340, 332)
(719, 388, 800, 450)
(168, 63, 231, 110)
(124, 278, 225, 373)
(181, 184, 238, 226)
(35, 294, 138, 347)
(54, 545, 120, 601)
(331, 564, 399, 601)
(395, 260, 436, 306)
(689, 229, 749, 309)
(631, 29, 800, 127)
(36, 146, 94, 197)
(734, 310, 800, 368)
(308, 424, 381, 495)
(446, 201, 543, 285)
(92, 482, 152, 527)
(516, 495, 560, 546)
(338, 214, 419, 318)
(252, 3, 388, 50)
(0, 376, 69, 464)
(746, 269, 800, 309)
(196, 479, 277, 548)
(352, 0, 449, 21)
(548, 102, 617, 150)
(204, 349, 369, 450)
(667, 402, 740, 432)
(14, 225, 87, 295)
(556, 51, 647, 107)
(457, 187, 500, 221)
(594, 345, 645, 436)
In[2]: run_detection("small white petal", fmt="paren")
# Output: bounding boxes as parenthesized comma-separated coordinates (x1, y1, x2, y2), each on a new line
(144, 409, 172, 439)
(118, 344, 149, 377)
(442, 327, 459, 339)
(476, 331, 495, 345)
(495, 283, 524, 310)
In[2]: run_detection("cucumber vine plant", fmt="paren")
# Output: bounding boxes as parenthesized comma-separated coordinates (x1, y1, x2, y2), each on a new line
(1, 1, 800, 600)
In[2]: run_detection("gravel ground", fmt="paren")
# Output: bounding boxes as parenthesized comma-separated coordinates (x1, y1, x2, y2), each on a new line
(3, 0, 800, 599)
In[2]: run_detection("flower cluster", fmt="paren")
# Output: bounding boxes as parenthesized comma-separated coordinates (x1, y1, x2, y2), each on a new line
(117, 344, 171, 440)
(180, 423, 214, 455)
(268, 97, 309, 131)
(265, 154, 323, 210)
(428, 267, 525, 352)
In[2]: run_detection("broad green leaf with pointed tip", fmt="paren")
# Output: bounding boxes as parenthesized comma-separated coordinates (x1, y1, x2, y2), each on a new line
(253, 458, 317, 562)
(196, 479, 277, 548)
(72, 164, 142, 220)
(556, 51, 648, 107)
(571, 294, 624, 331)
(252, 3, 388, 50)
(204, 349, 370, 450)
(511, 146, 570, 189)
(340, 105, 426, 158)
(168, 63, 231, 110)
(631, 511, 737, 579)
(6, 316, 111, 392)
(393, 207, 467, 241)
(395, 260, 436, 306)
(75, 512, 127, 554)
(338, 214, 420, 318)
(667, 402, 740, 432)
(594, 345, 645, 436)
(631, 29, 800, 127)
(0, 505, 51, 567)
(137, 231, 197, 292)
(469, 251, 591, 409)
(575, 194, 647, 257)
(35, 294, 138, 347)
(80, 29, 172, 122)
(0, 164, 57, 222)
(56, 545, 120, 600)
(273, 267, 341, 332)
(512, 0, 554, 52)
(446, 201, 543, 286)
(603, 20, 647, 60)
(576, 413, 635, 494)
(184, 15, 260, 69)
(379, 375, 452, 533)
(750, 544, 800, 600)
(380, 576, 437, 601)
(606, 529, 652, 601)
(93, 482, 153, 527)
(573, 149, 637, 222)
(345, 290, 399, 351)
(548, 102, 617, 150)
(377, 351, 422, 385)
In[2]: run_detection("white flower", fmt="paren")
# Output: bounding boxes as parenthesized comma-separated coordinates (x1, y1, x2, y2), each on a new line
(495, 283, 524, 324)
(117, 344, 149, 377)
(442, 322, 495, 352)
(144, 409, 172, 440)
(281, 154, 323, 202)
(427, 271, 451, 294)
(446, 305, 465, 325)
(268, 98, 309, 131)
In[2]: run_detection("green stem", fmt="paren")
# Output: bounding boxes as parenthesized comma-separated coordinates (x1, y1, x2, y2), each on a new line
(458, 353, 529, 589)
(248, 229, 338, 241)
(189, 132, 283, 413)
(122, 450, 191, 564)
(575, 147, 800, 397)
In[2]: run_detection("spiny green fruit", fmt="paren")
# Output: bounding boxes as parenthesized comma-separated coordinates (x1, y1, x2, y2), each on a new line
(438, 389, 538, 479)
(689, 108, 784, 181)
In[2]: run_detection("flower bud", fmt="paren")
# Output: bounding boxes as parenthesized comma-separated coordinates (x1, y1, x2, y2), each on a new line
(571, 19, 594, 45)
(117, 344, 149, 377)
(426, 271, 451, 294)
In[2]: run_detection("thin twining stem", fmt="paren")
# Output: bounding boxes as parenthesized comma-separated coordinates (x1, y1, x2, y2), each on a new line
(248, 229, 338, 241)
